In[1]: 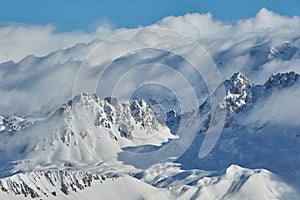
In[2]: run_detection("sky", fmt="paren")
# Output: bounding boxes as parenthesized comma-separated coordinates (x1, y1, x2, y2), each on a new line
(0, 0, 300, 32)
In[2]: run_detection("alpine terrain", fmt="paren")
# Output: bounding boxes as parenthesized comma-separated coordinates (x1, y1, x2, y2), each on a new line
(1, 8, 300, 200)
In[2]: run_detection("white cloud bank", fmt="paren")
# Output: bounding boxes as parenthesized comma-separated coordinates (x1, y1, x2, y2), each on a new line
(0, 23, 125, 63)
(247, 86, 300, 126)
(1, 8, 300, 63)
(0, 8, 300, 119)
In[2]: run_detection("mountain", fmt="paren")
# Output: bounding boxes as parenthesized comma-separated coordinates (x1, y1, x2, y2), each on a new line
(200, 71, 300, 130)
(0, 116, 22, 132)
(0, 170, 171, 199)
(0, 93, 176, 199)
(1, 71, 300, 199)
(1, 163, 297, 200)
(140, 163, 298, 200)
(0, 93, 174, 177)
(2, 8, 300, 199)
(247, 41, 300, 71)
(0, 115, 41, 132)
(176, 71, 300, 194)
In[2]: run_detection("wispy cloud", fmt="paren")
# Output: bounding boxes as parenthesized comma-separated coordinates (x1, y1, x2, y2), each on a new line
(247, 86, 300, 126)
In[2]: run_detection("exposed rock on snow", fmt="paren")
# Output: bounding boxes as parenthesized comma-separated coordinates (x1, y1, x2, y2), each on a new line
(0, 170, 109, 198)
(200, 71, 300, 130)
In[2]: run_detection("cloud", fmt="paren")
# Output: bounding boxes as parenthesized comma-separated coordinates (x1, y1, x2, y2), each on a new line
(151, 8, 300, 80)
(0, 8, 300, 118)
(247, 86, 300, 126)
(234, 8, 300, 36)
(153, 12, 232, 40)
(0, 22, 124, 63)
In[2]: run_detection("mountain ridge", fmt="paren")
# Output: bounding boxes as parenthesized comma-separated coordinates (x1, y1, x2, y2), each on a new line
(1, 71, 300, 199)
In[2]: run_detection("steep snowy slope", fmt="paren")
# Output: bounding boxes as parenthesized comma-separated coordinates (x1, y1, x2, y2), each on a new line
(200, 71, 300, 130)
(0, 171, 171, 200)
(0, 93, 174, 176)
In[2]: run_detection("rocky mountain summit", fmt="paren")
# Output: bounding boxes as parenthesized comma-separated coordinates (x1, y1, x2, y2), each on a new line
(200, 71, 300, 130)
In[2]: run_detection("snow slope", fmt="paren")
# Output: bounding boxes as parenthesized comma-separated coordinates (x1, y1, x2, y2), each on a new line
(0, 93, 174, 177)
(141, 163, 298, 200)
(0, 172, 171, 200)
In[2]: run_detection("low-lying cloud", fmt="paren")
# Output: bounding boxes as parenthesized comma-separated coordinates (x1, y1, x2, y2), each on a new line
(0, 8, 300, 119)
(247, 86, 300, 126)
(0, 23, 124, 63)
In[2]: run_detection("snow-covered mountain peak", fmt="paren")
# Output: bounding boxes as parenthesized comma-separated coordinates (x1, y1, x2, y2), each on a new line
(200, 71, 300, 131)
(264, 71, 300, 90)
(267, 41, 298, 61)
(220, 71, 300, 113)
(246, 41, 299, 71)
(228, 72, 253, 90)
(130, 98, 160, 131)
(221, 72, 254, 112)
(67, 93, 166, 135)
(0, 93, 174, 174)
(60, 93, 174, 143)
